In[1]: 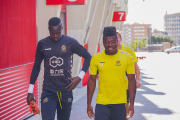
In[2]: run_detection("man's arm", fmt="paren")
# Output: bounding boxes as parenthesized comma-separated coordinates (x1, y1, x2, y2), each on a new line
(134, 62, 141, 88)
(126, 74, 136, 118)
(124, 48, 140, 87)
(87, 75, 97, 119)
(66, 51, 91, 91)
(27, 42, 44, 105)
(66, 39, 91, 91)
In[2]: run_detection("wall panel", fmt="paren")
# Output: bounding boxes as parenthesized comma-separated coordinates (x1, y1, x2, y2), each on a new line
(0, 64, 38, 120)
(0, 0, 37, 69)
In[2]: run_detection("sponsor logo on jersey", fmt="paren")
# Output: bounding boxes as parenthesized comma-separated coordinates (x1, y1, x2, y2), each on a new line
(61, 45, 66, 52)
(50, 69, 64, 76)
(43, 97, 49, 103)
(45, 48, 51, 50)
(115, 60, 121, 66)
(100, 62, 105, 66)
(49, 56, 63, 68)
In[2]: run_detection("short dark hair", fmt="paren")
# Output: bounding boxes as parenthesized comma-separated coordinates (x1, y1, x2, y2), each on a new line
(48, 17, 61, 26)
(103, 26, 117, 40)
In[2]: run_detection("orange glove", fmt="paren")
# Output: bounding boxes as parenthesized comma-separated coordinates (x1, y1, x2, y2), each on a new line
(30, 100, 40, 115)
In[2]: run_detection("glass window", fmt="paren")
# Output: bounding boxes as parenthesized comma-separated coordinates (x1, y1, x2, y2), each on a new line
(134, 26, 145, 28)
(134, 30, 145, 32)
(134, 33, 144, 35)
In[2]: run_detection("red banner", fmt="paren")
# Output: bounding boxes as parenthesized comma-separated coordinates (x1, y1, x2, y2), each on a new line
(97, 44, 100, 53)
(47, 0, 86, 5)
(61, 6, 66, 12)
(82, 44, 89, 86)
(112, 11, 126, 22)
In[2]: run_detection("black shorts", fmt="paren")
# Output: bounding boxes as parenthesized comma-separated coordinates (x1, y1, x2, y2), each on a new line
(127, 89, 130, 103)
(41, 90, 73, 120)
(95, 104, 126, 120)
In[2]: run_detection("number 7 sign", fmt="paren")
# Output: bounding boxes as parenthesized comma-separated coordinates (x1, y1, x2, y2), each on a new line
(112, 11, 126, 21)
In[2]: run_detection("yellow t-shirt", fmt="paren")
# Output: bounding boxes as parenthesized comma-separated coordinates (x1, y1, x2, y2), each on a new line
(90, 50, 135, 105)
(119, 44, 138, 89)
(120, 44, 138, 62)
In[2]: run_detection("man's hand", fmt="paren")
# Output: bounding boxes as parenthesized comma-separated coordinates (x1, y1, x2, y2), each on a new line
(136, 80, 141, 88)
(66, 76, 81, 91)
(87, 105, 94, 119)
(126, 105, 134, 119)
(27, 93, 34, 105)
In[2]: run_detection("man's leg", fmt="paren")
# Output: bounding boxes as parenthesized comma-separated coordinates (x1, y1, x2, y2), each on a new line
(57, 91, 73, 120)
(95, 104, 110, 120)
(41, 91, 57, 120)
(110, 104, 126, 120)
(126, 89, 130, 120)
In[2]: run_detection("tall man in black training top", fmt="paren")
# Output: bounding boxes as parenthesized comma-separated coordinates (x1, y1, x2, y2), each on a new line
(26, 17, 91, 120)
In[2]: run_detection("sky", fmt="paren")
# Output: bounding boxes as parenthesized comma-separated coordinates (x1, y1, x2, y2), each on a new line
(125, 0, 180, 31)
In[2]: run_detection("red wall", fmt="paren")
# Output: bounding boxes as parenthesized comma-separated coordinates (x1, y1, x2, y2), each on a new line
(0, 64, 39, 120)
(0, 0, 37, 69)
(0, 0, 37, 119)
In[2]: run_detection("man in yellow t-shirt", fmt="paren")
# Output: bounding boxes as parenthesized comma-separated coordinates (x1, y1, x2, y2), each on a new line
(87, 27, 136, 120)
(116, 30, 141, 120)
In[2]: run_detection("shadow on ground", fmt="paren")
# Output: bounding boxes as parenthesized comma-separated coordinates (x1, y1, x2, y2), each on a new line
(70, 87, 98, 120)
(131, 72, 172, 120)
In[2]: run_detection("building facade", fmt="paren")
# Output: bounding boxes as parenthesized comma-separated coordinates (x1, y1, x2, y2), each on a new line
(164, 12, 180, 45)
(121, 23, 151, 45)
(152, 29, 163, 36)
